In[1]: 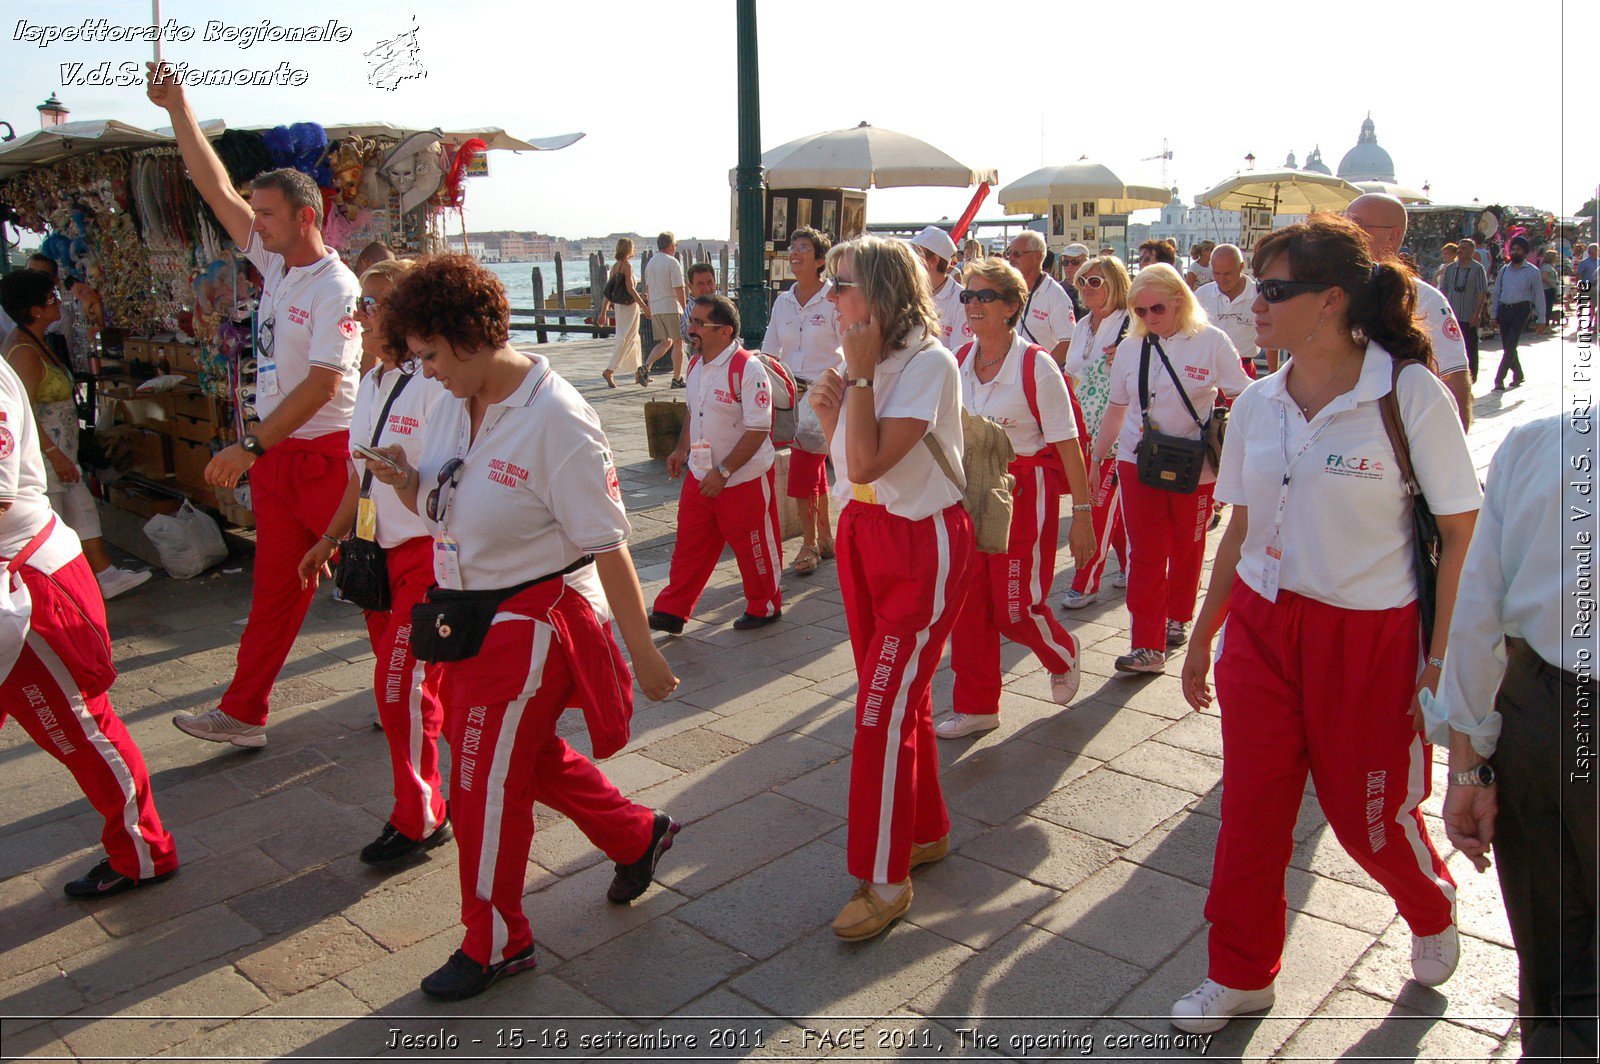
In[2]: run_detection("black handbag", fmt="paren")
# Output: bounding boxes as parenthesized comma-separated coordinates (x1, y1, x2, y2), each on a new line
(602, 270, 634, 305)
(334, 372, 412, 612)
(1377, 361, 1442, 647)
(1133, 336, 1211, 493)
(411, 555, 594, 663)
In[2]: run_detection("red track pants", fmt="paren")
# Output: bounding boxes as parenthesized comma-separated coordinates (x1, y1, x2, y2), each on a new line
(840, 502, 974, 884)
(1207, 582, 1456, 990)
(1070, 457, 1127, 595)
(221, 433, 352, 726)
(1, 555, 177, 881)
(654, 468, 782, 619)
(1118, 461, 1213, 651)
(786, 447, 829, 500)
(441, 585, 655, 966)
(364, 536, 446, 841)
(950, 464, 1077, 713)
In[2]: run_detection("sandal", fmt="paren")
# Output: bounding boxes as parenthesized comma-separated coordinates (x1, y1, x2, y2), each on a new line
(792, 546, 821, 576)
(817, 540, 836, 561)
(602, 370, 617, 389)
(635, 367, 651, 387)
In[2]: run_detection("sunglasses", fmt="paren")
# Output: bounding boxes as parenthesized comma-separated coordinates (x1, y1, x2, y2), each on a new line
(1074, 274, 1106, 290)
(1132, 303, 1168, 318)
(959, 288, 1008, 305)
(358, 295, 380, 313)
(1256, 279, 1333, 304)
(827, 275, 858, 292)
(426, 457, 465, 524)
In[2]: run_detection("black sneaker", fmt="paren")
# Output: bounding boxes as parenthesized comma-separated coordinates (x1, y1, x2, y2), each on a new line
(420, 945, 536, 1000)
(648, 610, 685, 635)
(670, 378, 687, 389)
(63, 857, 177, 900)
(732, 609, 782, 631)
(360, 819, 454, 866)
(607, 812, 681, 904)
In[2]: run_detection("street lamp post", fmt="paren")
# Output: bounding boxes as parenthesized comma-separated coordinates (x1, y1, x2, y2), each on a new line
(37, 94, 69, 128)
(734, 0, 767, 349)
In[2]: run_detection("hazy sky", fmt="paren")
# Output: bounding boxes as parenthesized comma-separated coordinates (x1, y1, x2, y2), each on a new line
(3, 0, 1592, 239)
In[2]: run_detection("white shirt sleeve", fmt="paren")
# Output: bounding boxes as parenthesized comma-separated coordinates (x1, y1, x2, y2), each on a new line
(739, 358, 774, 433)
(1211, 330, 1254, 396)
(881, 350, 946, 424)
(1108, 337, 1137, 407)
(543, 426, 632, 555)
(1213, 386, 1255, 506)
(308, 276, 362, 372)
(1063, 321, 1091, 380)
(761, 293, 792, 357)
(0, 363, 26, 502)
(668, 257, 685, 291)
(1031, 348, 1077, 442)
(1417, 282, 1469, 377)
(242, 230, 282, 279)
(1396, 364, 1483, 516)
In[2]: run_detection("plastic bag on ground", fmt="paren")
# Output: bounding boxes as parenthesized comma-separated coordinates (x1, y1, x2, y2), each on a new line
(144, 501, 228, 579)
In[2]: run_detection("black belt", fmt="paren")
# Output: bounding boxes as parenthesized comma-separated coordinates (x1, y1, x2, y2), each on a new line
(429, 554, 594, 607)
(1507, 637, 1594, 691)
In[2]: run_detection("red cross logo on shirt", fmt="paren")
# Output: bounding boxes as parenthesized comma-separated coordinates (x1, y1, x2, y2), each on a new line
(0, 428, 12, 460)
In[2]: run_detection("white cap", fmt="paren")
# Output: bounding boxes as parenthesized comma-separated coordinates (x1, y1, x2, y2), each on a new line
(1062, 243, 1089, 258)
(908, 225, 958, 262)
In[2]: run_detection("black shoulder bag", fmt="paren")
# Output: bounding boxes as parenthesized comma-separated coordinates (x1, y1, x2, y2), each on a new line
(1376, 360, 1442, 647)
(1133, 335, 1211, 493)
(335, 371, 412, 612)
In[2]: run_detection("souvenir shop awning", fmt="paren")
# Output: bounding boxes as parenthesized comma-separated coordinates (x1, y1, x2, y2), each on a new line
(0, 120, 171, 181)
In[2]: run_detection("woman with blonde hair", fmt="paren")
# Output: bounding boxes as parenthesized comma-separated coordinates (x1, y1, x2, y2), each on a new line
(1089, 263, 1250, 673)
(807, 236, 974, 941)
(1061, 255, 1133, 609)
(598, 237, 648, 387)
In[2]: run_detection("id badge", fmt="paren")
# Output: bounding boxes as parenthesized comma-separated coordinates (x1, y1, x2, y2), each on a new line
(257, 357, 280, 397)
(433, 534, 463, 590)
(688, 439, 714, 479)
(1261, 527, 1284, 603)
(355, 497, 378, 542)
(851, 482, 879, 504)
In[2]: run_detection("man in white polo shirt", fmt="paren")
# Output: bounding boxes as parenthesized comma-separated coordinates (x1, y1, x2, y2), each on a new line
(908, 225, 971, 349)
(1344, 193, 1473, 430)
(650, 294, 783, 633)
(644, 232, 687, 387)
(1195, 245, 1261, 374)
(148, 63, 362, 748)
(1005, 230, 1076, 367)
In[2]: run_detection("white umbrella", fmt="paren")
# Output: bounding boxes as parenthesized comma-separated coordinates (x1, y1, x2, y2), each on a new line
(0, 119, 170, 181)
(1199, 169, 1363, 214)
(758, 122, 996, 190)
(998, 159, 1168, 215)
(1352, 180, 1431, 205)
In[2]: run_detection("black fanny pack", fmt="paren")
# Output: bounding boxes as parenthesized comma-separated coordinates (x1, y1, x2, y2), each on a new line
(410, 555, 594, 663)
(1133, 335, 1214, 494)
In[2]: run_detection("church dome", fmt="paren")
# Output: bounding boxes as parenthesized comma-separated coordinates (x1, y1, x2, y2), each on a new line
(1303, 145, 1332, 176)
(1336, 115, 1395, 182)
(1284, 150, 1298, 169)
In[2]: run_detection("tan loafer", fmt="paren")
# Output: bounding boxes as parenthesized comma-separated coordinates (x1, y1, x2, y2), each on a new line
(909, 834, 950, 871)
(832, 880, 912, 941)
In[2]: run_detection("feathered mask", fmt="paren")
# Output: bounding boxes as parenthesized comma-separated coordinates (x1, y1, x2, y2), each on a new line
(261, 122, 333, 186)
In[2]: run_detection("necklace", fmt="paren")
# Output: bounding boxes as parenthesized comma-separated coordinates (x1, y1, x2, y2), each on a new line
(1289, 352, 1359, 419)
(973, 337, 1009, 373)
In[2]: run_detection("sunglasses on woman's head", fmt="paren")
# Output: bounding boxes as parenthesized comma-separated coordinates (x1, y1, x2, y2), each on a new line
(1074, 274, 1106, 290)
(1132, 302, 1168, 318)
(1256, 279, 1333, 304)
(959, 288, 1007, 304)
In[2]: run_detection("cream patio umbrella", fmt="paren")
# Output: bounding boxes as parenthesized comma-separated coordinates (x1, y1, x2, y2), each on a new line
(1351, 180, 1431, 205)
(758, 122, 996, 190)
(1199, 168, 1363, 215)
(998, 158, 1169, 215)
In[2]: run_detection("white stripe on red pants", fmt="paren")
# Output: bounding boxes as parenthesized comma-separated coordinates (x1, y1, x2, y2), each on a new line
(839, 501, 974, 883)
(1070, 457, 1127, 595)
(221, 433, 352, 726)
(950, 465, 1077, 713)
(1, 555, 177, 880)
(1206, 582, 1456, 990)
(441, 588, 655, 966)
(364, 535, 446, 841)
(1118, 460, 1213, 651)
(654, 467, 782, 618)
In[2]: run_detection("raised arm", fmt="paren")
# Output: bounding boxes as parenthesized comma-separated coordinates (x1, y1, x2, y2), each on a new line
(145, 62, 254, 248)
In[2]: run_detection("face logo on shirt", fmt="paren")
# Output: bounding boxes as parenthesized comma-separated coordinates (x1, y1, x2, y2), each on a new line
(486, 458, 529, 489)
(1323, 453, 1385, 480)
(1441, 313, 1462, 341)
(0, 427, 12, 460)
(339, 314, 361, 340)
(287, 305, 310, 327)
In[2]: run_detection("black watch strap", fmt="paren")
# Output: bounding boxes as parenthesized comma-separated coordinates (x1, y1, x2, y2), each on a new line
(241, 434, 266, 456)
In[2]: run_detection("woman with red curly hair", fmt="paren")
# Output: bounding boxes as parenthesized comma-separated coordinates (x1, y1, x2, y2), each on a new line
(368, 255, 682, 1000)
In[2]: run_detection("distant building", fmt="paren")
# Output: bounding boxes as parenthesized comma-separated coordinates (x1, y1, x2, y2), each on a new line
(1336, 114, 1397, 183)
(1139, 188, 1244, 252)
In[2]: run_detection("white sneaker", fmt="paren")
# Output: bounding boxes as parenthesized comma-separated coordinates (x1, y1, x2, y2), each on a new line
(1171, 978, 1276, 1034)
(1050, 663, 1081, 705)
(935, 712, 1000, 739)
(172, 708, 266, 748)
(97, 566, 152, 601)
(1111, 570, 1127, 589)
(1410, 924, 1459, 987)
(1060, 588, 1098, 610)
(1115, 648, 1167, 673)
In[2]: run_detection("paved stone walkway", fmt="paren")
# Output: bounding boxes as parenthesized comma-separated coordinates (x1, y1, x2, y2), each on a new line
(0, 326, 1571, 1061)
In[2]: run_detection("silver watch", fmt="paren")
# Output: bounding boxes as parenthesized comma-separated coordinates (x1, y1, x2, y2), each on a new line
(1450, 762, 1495, 787)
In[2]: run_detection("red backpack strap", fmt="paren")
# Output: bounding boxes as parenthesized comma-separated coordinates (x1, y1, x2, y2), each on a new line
(727, 348, 751, 400)
(1021, 343, 1049, 428)
(955, 341, 975, 367)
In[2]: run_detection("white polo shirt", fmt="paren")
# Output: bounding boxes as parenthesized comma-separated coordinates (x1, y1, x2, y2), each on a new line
(1215, 344, 1481, 611)
(1107, 325, 1253, 481)
(417, 354, 630, 605)
(1413, 279, 1469, 379)
(760, 282, 842, 383)
(958, 335, 1077, 457)
(0, 358, 80, 574)
(831, 329, 964, 521)
(1064, 310, 1130, 437)
(351, 366, 448, 548)
(1017, 275, 1076, 353)
(685, 342, 775, 488)
(644, 252, 685, 317)
(1187, 260, 1213, 286)
(244, 232, 361, 439)
(929, 273, 973, 349)
(1195, 279, 1259, 364)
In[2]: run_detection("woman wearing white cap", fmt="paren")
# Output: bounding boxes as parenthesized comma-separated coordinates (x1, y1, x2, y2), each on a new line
(908, 225, 970, 350)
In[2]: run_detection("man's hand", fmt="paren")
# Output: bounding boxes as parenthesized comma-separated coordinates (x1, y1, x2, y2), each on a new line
(204, 444, 256, 489)
(699, 467, 727, 498)
(1442, 782, 1496, 873)
(666, 447, 687, 480)
(145, 61, 184, 111)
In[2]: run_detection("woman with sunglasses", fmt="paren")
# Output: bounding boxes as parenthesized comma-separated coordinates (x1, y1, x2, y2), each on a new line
(298, 258, 458, 870)
(935, 258, 1096, 740)
(1089, 264, 1251, 673)
(365, 255, 680, 999)
(1060, 255, 1133, 609)
(807, 236, 974, 941)
(1170, 215, 1479, 1033)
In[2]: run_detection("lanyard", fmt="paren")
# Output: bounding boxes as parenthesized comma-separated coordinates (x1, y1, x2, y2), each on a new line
(1261, 404, 1340, 601)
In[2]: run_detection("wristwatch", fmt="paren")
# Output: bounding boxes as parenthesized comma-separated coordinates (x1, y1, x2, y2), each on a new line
(847, 377, 873, 389)
(716, 462, 732, 479)
(1450, 762, 1495, 787)
(240, 434, 266, 457)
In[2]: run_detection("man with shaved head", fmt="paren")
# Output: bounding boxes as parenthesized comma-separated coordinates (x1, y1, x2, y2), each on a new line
(1194, 244, 1264, 374)
(1345, 193, 1474, 430)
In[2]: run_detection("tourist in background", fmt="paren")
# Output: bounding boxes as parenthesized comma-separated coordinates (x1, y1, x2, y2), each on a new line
(938, 258, 1096, 740)
(644, 232, 687, 387)
(1539, 249, 1561, 326)
(808, 236, 973, 941)
(1439, 238, 1488, 382)
(1090, 264, 1250, 674)
(1138, 238, 1178, 269)
(1195, 245, 1261, 377)
(368, 254, 680, 999)
(1489, 234, 1545, 391)
(763, 227, 842, 576)
(909, 225, 970, 350)
(1004, 230, 1076, 367)
(1578, 243, 1599, 333)
(1057, 242, 1089, 318)
(1061, 254, 1132, 609)
(1174, 215, 1478, 1033)
(962, 238, 984, 268)
(598, 237, 647, 388)
(1185, 241, 1214, 289)
(1435, 244, 1457, 288)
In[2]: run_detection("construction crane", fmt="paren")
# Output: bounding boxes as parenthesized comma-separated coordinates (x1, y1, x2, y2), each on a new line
(1143, 139, 1173, 189)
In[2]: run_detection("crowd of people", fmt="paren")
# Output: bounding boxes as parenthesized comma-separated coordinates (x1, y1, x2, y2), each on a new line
(0, 63, 1589, 1052)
